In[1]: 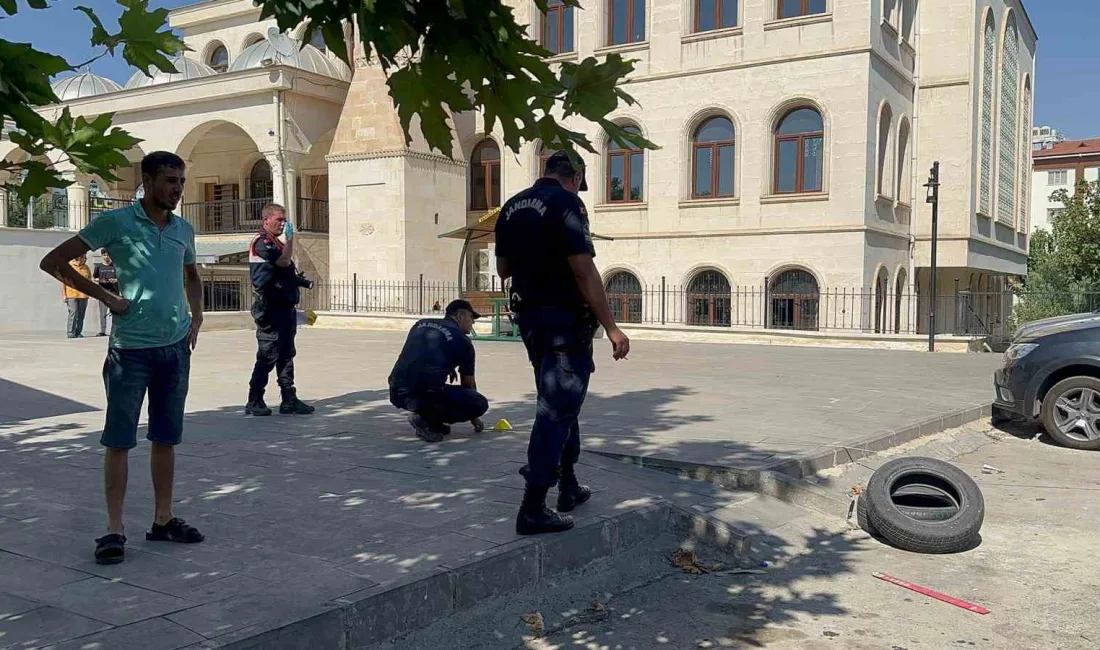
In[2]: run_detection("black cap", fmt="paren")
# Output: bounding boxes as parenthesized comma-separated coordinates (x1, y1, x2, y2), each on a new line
(445, 299, 482, 319)
(544, 150, 588, 192)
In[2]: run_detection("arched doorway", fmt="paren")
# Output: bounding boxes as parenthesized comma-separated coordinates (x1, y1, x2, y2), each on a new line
(605, 271, 643, 323)
(874, 267, 889, 333)
(686, 270, 731, 327)
(246, 158, 273, 223)
(894, 269, 908, 333)
(769, 269, 819, 331)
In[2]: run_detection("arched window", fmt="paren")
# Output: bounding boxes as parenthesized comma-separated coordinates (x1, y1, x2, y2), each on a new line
(607, 125, 644, 203)
(894, 268, 907, 334)
(693, 116, 736, 198)
(542, 0, 575, 54)
(896, 119, 911, 204)
(997, 14, 1020, 225)
(248, 158, 272, 199)
(605, 271, 643, 323)
(874, 267, 889, 333)
(609, 0, 645, 46)
(695, 0, 738, 32)
(979, 12, 996, 216)
(877, 104, 894, 198)
(243, 33, 264, 49)
(208, 43, 229, 73)
(778, 0, 826, 20)
(686, 270, 731, 327)
(1019, 77, 1032, 231)
(769, 269, 819, 331)
(774, 107, 824, 194)
(470, 139, 501, 210)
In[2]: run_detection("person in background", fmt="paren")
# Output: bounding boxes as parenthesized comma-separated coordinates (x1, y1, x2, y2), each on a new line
(63, 253, 91, 338)
(92, 250, 119, 337)
(245, 203, 314, 416)
(388, 300, 488, 443)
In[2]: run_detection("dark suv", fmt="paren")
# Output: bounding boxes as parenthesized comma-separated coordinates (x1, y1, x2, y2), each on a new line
(994, 316, 1100, 450)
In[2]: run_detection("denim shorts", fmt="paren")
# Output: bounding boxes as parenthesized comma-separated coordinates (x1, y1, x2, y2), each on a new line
(101, 337, 191, 450)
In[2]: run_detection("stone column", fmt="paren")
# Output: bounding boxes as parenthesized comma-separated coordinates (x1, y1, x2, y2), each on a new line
(66, 181, 89, 231)
(0, 188, 8, 228)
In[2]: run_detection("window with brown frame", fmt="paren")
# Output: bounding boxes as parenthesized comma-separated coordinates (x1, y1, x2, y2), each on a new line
(695, 0, 739, 32)
(773, 108, 824, 194)
(542, 0, 575, 54)
(777, 0, 826, 20)
(470, 140, 501, 210)
(208, 44, 229, 73)
(692, 117, 736, 198)
(537, 144, 553, 176)
(609, 0, 646, 46)
(606, 126, 644, 203)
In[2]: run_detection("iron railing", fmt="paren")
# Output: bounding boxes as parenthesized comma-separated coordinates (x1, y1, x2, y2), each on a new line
(199, 276, 463, 315)
(298, 197, 329, 233)
(4, 192, 70, 229)
(196, 274, 1100, 344)
(179, 197, 270, 235)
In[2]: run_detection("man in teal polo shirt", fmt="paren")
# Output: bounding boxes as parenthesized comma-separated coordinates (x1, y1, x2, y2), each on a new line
(40, 151, 206, 565)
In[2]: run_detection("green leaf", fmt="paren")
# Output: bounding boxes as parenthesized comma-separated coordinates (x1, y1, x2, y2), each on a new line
(116, 0, 187, 74)
(75, 5, 119, 50)
(255, 0, 653, 159)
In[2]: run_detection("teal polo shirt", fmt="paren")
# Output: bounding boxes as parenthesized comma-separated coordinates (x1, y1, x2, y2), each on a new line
(79, 201, 197, 349)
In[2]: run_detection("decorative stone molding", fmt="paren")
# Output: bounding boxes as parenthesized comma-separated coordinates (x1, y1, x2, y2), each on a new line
(326, 148, 465, 167)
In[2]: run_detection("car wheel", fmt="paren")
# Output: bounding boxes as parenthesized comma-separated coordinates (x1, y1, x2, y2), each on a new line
(863, 457, 984, 554)
(1039, 376, 1100, 451)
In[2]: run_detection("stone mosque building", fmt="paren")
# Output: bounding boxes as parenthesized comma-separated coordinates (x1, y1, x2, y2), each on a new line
(0, 0, 1036, 334)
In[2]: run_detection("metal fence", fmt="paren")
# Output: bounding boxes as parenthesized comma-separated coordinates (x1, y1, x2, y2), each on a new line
(200, 276, 464, 316)
(197, 274, 1034, 340)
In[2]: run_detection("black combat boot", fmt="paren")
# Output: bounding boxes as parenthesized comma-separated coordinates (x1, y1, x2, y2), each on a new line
(556, 463, 592, 513)
(279, 389, 315, 415)
(245, 394, 272, 417)
(516, 484, 574, 535)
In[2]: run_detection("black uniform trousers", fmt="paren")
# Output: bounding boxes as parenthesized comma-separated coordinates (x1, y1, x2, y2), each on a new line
(389, 385, 489, 428)
(515, 307, 595, 487)
(249, 308, 297, 402)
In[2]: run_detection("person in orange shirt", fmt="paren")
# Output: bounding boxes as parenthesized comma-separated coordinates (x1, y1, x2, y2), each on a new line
(63, 253, 91, 338)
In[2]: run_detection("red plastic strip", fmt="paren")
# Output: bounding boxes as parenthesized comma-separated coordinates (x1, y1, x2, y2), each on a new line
(873, 572, 990, 615)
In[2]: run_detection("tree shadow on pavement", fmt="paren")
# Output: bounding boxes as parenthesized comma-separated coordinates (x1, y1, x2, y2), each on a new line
(0, 379, 870, 648)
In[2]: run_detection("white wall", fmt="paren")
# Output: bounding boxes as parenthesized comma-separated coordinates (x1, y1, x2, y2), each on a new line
(0, 228, 81, 334)
(1030, 166, 1099, 232)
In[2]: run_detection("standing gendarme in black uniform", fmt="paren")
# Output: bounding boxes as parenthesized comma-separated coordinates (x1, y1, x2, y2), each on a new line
(494, 150, 631, 536)
(245, 203, 314, 416)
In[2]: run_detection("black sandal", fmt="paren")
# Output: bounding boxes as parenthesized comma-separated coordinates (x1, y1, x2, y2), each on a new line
(94, 533, 126, 565)
(146, 517, 204, 544)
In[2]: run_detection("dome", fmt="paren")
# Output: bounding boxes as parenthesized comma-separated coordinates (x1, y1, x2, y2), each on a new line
(51, 72, 123, 101)
(229, 38, 350, 81)
(124, 56, 216, 89)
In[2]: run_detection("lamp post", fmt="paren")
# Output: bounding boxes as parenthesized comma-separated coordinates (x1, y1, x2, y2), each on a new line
(924, 161, 940, 352)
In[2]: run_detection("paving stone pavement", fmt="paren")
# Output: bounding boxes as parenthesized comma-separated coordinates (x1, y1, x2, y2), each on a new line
(0, 329, 1000, 648)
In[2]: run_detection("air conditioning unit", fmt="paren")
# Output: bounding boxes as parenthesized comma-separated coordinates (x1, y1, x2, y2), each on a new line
(474, 250, 492, 292)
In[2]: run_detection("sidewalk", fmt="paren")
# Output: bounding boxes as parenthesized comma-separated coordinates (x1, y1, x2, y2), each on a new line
(0, 329, 1000, 648)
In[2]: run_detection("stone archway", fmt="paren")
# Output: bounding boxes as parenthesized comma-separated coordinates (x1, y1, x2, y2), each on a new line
(769, 268, 820, 331)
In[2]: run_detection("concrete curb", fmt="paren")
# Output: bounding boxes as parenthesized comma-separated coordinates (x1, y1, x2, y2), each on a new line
(181, 501, 680, 649)
(588, 402, 994, 515)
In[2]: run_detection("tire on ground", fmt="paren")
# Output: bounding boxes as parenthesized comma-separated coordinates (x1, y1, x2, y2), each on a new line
(863, 457, 984, 554)
(856, 491, 958, 537)
(1039, 376, 1100, 451)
